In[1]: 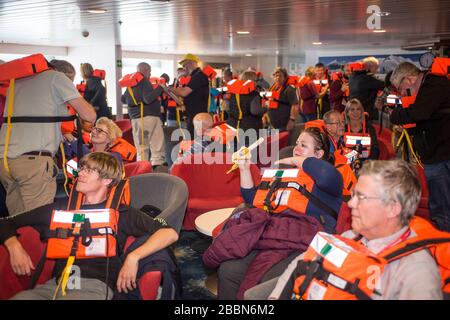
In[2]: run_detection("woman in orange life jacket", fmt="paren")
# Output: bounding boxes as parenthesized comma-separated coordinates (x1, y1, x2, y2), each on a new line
(265, 67, 299, 131)
(344, 98, 380, 160)
(64, 117, 123, 165)
(245, 160, 443, 300)
(0, 152, 178, 300)
(216, 127, 342, 299)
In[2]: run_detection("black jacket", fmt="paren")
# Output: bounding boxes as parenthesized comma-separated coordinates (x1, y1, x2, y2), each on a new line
(85, 76, 111, 119)
(390, 74, 450, 164)
(121, 76, 163, 119)
(349, 71, 384, 120)
(227, 91, 263, 131)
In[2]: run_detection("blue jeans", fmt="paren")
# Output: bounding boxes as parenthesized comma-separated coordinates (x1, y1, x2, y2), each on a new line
(424, 159, 450, 232)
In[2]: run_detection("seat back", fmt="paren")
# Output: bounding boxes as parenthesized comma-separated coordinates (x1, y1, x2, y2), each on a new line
(114, 119, 135, 147)
(129, 173, 188, 233)
(124, 161, 152, 177)
(336, 202, 352, 234)
(171, 153, 260, 199)
(0, 227, 55, 300)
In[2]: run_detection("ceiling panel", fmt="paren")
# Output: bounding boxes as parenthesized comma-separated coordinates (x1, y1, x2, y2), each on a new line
(0, 0, 449, 56)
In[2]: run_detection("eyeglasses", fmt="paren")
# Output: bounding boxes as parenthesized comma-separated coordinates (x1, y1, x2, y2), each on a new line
(350, 190, 382, 205)
(327, 121, 346, 126)
(78, 165, 99, 175)
(92, 126, 108, 135)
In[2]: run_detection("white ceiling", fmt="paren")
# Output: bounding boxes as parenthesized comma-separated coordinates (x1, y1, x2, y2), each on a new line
(0, 0, 449, 57)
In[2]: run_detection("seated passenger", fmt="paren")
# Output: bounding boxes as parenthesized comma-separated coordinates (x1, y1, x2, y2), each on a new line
(177, 112, 214, 159)
(343, 98, 380, 160)
(65, 117, 136, 165)
(0, 152, 178, 300)
(203, 127, 343, 300)
(245, 160, 443, 300)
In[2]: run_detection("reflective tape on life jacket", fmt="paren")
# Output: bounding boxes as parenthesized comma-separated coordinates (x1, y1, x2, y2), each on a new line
(47, 208, 119, 260)
(313, 79, 329, 93)
(253, 168, 338, 222)
(118, 72, 144, 88)
(107, 137, 137, 162)
(226, 79, 256, 95)
(292, 216, 450, 300)
(47, 179, 129, 296)
(0, 53, 49, 84)
(343, 133, 371, 159)
(207, 123, 237, 145)
(92, 69, 106, 80)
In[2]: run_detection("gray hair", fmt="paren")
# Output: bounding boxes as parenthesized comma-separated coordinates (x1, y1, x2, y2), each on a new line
(323, 110, 341, 124)
(50, 59, 76, 81)
(359, 160, 421, 226)
(137, 62, 151, 73)
(390, 62, 421, 89)
(240, 70, 257, 82)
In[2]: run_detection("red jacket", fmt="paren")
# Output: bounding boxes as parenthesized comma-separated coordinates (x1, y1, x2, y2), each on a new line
(299, 82, 318, 115)
(203, 207, 323, 299)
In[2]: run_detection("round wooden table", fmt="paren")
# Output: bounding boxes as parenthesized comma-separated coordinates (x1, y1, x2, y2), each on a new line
(195, 207, 235, 296)
(195, 207, 235, 237)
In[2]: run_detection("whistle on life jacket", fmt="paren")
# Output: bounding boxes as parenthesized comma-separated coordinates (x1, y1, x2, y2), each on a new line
(118, 72, 144, 88)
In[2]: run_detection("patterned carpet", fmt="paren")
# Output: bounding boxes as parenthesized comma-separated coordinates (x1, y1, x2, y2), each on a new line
(174, 230, 217, 300)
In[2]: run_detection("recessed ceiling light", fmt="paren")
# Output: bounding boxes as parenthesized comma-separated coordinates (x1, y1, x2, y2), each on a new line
(375, 11, 391, 17)
(373, 29, 386, 33)
(87, 8, 107, 14)
(312, 42, 323, 45)
(245, 53, 252, 57)
(237, 31, 250, 35)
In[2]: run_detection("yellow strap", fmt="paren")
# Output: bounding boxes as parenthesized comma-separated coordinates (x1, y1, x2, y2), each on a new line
(127, 87, 145, 160)
(3, 78, 15, 176)
(235, 94, 243, 142)
(317, 98, 323, 119)
(176, 109, 181, 128)
(53, 255, 75, 299)
(403, 129, 423, 168)
(208, 82, 212, 113)
(60, 143, 70, 196)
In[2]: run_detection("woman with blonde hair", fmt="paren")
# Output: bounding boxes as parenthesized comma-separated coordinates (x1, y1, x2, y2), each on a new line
(344, 98, 379, 160)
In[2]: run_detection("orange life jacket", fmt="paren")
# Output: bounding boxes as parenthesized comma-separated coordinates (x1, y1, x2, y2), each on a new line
(313, 78, 329, 93)
(430, 57, 450, 79)
(335, 162, 357, 196)
(252, 168, 338, 223)
(107, 138, 137, 162)
(46, 179, 129, 260)
(92, 69, 106, 80)
(343, 121, 371, 158)
(347, 62, 364, 73)
(178, 140, 194, 156)
(202, 65, 217, 80)
(179, 75, 191, 86)
(76, 82, 86, 96)
(298, 76, 312, 88)
(0, 53, 49, 85)
(118, 72, 144, 88)
(264, 83, 283, 109)
(0, 84, 7, 96)
(207, 122, 237, 144)
(305, 119, 325, 131)
(331, 72, 349, 97)
(292, 216, 450, 300)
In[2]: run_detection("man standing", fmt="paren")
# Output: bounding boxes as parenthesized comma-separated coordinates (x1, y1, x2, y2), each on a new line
(389, 61, 450, 232)
(121, 62, 166, 168)
(169, 54, 209, 138)
(349, 57, 385, 120)
(0, 58, 96, 216)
